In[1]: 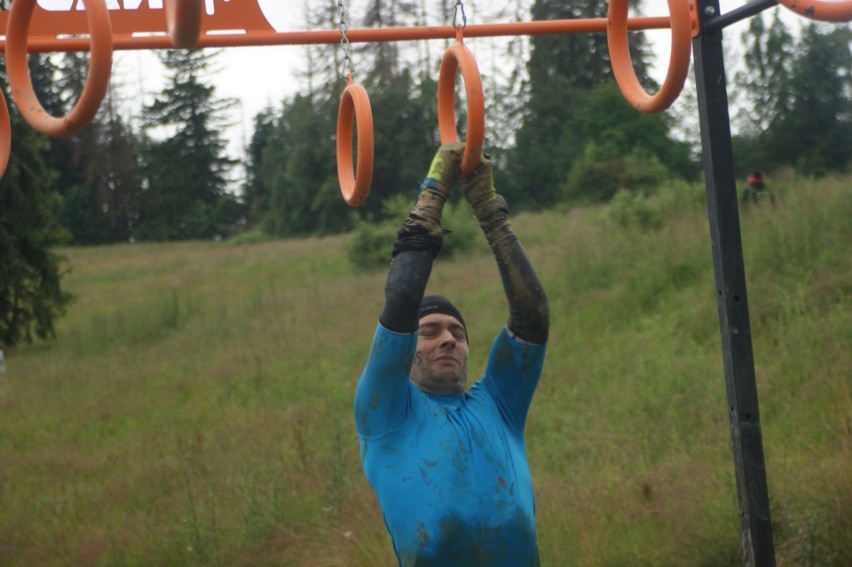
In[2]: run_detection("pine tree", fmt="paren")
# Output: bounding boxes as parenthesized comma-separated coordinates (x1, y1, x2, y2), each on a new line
(300, 1, 342, 102)
(249, 1, 443, 237)
(53, 53, 141, 244)
(772, 23, 851, 174)
(734, 13, 794, 137)
(358, 0, 421, 89)
(242, 106, 277, 228)
(0, 56, 72, 347)
(735, 21, 851, 175)
(137, 49, 241, 240)
(258, 92, 343, 237)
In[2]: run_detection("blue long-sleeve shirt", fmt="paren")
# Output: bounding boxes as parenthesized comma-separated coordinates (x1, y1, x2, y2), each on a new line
(354, 324, 547, 566)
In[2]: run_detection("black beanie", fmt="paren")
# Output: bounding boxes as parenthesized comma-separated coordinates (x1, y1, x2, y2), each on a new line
(419, 295, 466, 331)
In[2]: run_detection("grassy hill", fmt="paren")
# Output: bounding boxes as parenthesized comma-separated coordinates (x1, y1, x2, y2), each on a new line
(1, 174, 848, 566)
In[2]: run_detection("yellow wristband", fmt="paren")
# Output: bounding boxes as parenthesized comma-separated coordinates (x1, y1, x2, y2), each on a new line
(426, 154, 446, 182)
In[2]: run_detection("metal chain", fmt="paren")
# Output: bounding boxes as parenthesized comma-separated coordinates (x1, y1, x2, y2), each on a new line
(453, 0, 467, 30)
(337, 0, 354, 79)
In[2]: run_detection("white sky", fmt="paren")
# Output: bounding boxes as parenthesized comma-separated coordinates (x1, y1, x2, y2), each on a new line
(94, 0, 807, 185)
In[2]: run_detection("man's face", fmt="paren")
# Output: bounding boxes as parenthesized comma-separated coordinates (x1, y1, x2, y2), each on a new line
(410, 313, 469, 396)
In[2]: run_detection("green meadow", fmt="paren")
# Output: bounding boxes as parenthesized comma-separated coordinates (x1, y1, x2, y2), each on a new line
(1, 175, 849, 566)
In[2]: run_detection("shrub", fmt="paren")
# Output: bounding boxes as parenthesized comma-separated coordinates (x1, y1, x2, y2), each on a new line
(605, 180, 705, 231)
(347, 195, 478, 271)
(228, 226, 272, 245)
(563, 142, 671, 204)
(606, 189, 664, 231)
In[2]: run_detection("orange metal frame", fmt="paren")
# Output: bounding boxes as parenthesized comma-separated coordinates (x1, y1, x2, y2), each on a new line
(0, 2, 675, 53)
(0, 18, 679, 52)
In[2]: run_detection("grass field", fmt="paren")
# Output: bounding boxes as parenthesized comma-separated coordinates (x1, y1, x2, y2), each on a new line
(1, 174, 849, 566)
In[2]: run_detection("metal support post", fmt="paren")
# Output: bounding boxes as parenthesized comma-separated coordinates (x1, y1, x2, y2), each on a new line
(692, 1, 776, 565)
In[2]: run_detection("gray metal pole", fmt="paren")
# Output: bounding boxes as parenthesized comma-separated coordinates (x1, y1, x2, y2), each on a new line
(692, 1, 776, 565)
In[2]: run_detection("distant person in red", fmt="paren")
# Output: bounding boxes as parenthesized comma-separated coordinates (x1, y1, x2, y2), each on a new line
(747, 171, 765, 190)
(742, 170, 774, 205)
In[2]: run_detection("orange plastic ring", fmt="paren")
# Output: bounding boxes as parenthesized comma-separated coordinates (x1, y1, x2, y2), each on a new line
(437, 39, 485, 176)
(607, 0, 691, 113)
(776, 0, 852, 22)
(336, 80, 374, 207)
(166, 0, 204, 48)
(5, 0, 112, 138)
(0, 92, 10, 179)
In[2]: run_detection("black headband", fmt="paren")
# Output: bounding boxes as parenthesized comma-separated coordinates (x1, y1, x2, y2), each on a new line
(418, 295, 466, 331)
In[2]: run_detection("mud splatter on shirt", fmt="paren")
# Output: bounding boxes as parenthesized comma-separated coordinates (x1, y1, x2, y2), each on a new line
(355, 325, 546, 566)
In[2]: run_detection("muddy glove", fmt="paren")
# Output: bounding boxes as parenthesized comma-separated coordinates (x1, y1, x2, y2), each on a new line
(462, 153, 549, 343)
(393, 142, 465, 258)
(462, 154, 510, 241)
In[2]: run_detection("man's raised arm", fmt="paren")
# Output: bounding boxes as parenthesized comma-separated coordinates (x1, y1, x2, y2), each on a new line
(379, 143, 464, 333)
(354, 144, 465, 437)
(462, 156, 549, 344)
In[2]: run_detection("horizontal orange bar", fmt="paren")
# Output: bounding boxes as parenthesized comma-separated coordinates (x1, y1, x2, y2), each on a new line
(0, 17, 672, 53)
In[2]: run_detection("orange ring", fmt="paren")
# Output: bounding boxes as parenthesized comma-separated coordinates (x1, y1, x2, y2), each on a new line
(336, 80, 374, 207)
(776, 0, 852, 22)
(166, 0, 204, 48)
(607, 0, 691, 113)
(5, 0, 112, 138)
(437, 39, 485, 176)
(0, 91, 10, 179)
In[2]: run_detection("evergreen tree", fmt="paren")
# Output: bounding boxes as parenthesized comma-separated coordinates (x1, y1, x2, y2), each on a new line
(0, 60, 72, 347)
(137, 49, 241, 241)
(250, 0, 445, 238)
(358, 0, 420, 89)
(735, 21, 850, 176)
(258, 92, 345, 237)
(250, 0, 345, 238)
(53, 53, 141, 244)
(97, 94, 141, 241)
(735, 12, 794, 137)
(251, 69, 441, 237)
(300, 1, 342, 101)
(485, 0, 532, 152)
(731, 12, 794, 174)
(771, 23, 851, 174)
(242, 106, 277, 227)
(505, 0, 657, 209)
(358, 71, 440, 219)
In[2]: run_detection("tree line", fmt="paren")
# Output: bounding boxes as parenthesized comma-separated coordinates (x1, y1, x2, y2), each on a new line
(1, 1, 850, 347)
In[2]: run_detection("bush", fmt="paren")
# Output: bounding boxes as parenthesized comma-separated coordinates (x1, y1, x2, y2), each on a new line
(347, 195, 478, 271)
(606, 189, 664, 231)
(563, 141, 672, 205)
(228, 226, 272, 246)
(347, 215, 400, 271)
(605, 180, 705, 231)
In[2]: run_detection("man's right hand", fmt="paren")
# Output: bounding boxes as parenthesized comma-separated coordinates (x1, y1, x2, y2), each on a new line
(462, 154, 503, 221)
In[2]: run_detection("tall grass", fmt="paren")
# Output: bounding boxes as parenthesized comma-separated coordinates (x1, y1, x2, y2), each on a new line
(0, 175, 848, 566)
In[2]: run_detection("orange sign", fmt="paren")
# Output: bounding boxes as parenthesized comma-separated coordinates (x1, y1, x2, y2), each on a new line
(0, 0, 276, 41)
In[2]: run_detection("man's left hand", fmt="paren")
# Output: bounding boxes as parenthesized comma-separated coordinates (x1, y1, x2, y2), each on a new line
(421, 142, 466, 199)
